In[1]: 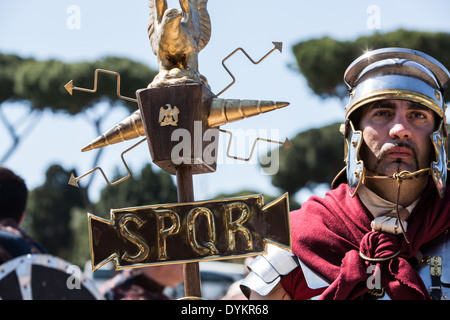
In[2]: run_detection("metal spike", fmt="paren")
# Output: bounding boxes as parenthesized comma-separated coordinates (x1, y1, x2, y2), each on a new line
(81, 98, 289, 151)
(207, 98, 290, 128)
(81, 110, 145, 152)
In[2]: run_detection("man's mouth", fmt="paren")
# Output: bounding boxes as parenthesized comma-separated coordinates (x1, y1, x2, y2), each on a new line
(372, 143, 419, 174)
(386, 146, 413, 159)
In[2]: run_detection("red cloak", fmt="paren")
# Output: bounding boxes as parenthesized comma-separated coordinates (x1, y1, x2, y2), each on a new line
(281, 180, 450, 300)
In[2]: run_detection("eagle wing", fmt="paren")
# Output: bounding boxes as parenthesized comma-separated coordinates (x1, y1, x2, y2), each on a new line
(196, 0, 211, 51)
(158, 106, 165, 123)
(180, 0, 211, 52)
(148, 0, 168, 55)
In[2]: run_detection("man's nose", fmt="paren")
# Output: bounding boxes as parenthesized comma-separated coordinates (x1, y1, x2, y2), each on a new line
(389, 114, 411, 139)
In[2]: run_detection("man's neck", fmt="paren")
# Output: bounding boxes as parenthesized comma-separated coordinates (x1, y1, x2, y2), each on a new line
(357, 183, 420, 219)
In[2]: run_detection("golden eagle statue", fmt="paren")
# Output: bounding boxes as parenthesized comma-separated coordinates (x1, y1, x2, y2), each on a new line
(148, 0, 211, 87)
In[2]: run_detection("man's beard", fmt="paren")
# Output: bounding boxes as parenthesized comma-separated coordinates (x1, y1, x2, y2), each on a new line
(370, 142, 420, 176)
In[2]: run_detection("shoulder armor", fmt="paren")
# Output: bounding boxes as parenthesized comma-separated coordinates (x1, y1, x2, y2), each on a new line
(297, 258, 329, 290)
(240, 244, 299, 298)
(416, 230, 450, 300)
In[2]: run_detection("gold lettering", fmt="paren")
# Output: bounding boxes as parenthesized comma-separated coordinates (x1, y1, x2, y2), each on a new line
(118, 214, 150, 264)
(223, 202, 253, 252)
(155, 209, 181, 260)
(187, 207, 219, 256)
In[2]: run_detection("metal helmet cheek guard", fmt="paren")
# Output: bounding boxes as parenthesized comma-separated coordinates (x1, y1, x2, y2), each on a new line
(332, 48, 450, 197)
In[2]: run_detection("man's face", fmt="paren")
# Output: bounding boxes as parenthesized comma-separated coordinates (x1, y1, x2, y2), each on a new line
(359, 99, 436, 177)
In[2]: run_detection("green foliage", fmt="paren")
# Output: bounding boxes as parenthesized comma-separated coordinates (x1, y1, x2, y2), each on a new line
(95, 164, 178, 216)
(68, 207, 91, 267)
(25, 164, 85, 259)
(0, 54, 31, 103)
(293, 30, 450, 101)
(293, 37, 356, 99)
(265, 123, 344, 195)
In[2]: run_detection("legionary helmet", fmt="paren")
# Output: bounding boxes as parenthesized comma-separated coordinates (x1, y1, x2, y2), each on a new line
(332, 48, 450, 198)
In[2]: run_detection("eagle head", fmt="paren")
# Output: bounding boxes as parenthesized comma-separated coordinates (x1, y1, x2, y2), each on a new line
(162, 7, 183, 26)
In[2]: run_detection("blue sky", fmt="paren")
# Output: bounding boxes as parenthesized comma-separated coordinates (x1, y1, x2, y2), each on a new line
(1, 0, 449, 206)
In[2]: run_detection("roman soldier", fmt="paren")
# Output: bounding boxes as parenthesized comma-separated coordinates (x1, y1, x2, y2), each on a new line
(241, 48, 450, 300)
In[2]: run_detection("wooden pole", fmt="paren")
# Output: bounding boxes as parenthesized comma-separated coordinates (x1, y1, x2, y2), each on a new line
(176, 165, 202, 298)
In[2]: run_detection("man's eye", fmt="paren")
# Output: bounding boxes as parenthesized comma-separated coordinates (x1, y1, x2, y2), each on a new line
(410, 112, 426, 119)
(373, 110, 391, 117)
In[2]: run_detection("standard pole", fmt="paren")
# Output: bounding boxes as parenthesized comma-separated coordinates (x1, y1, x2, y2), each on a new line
(176, 165, 202, 298)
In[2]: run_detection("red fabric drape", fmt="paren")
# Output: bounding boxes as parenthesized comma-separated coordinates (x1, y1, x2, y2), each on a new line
(283, 180, 450, 300)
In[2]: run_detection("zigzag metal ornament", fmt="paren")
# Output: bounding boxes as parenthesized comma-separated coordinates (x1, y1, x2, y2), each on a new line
(219, 128, 291, 162)
(214, 42, 283, 98)
(64, 69, 137, 103)
(68, 138, 146, 188)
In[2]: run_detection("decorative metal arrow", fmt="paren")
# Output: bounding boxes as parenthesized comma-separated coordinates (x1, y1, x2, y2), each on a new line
(215, 42, 283, 98)
(219, 128, 292, 162)
(68, 138, 146, 188)
(64, 69, 138, 103)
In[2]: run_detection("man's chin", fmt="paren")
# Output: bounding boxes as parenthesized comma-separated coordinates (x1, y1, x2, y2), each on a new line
(374, 162, 418, 176)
